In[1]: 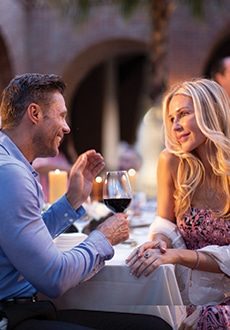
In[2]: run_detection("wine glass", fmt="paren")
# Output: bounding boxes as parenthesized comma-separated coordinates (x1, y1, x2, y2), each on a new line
(103, 171, 132, 213)
(103, 171, 137, 246)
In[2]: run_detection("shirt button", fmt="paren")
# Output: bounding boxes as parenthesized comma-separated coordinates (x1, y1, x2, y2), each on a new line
(64, 213, 68, 217)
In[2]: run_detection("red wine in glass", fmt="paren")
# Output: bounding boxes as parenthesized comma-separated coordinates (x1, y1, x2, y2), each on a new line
(104, 198, 131, 213)
(103, 171, 132, 213)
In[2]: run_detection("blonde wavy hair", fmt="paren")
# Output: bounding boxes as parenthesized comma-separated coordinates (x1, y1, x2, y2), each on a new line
(162, 78, 230, 219)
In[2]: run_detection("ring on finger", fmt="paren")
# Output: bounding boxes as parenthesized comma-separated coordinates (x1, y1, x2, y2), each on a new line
(144, 251, 151, 259)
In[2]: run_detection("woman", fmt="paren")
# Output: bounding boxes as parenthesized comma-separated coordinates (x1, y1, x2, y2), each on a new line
(126, 78, 230, 329)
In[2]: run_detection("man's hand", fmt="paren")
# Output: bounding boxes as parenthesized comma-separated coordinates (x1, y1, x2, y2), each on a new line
(98, 213, 129, 245)
(66, 150, 105, 209)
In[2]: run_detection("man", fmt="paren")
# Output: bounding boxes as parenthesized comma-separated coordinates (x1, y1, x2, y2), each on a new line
(0, 73, 172, 330)
(210, 56, 230, 97)
(0, 73, 127, 329)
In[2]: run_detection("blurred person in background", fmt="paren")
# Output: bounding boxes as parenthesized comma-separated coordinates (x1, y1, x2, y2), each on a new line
(117, 141, 143, 197)
(209, 56, 230, 97)
(117, 141, 142, 172)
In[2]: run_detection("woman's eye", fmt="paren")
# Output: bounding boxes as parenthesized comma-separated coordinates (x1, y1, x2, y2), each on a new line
(178, 111, 188, 119)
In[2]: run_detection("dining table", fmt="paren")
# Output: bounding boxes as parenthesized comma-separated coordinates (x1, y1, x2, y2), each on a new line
(52, 202, 187, 330)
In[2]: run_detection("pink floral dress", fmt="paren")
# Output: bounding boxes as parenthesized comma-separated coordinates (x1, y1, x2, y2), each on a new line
(177, 207, 230, 330)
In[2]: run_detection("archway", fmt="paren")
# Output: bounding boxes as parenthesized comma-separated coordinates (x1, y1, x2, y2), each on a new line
(62, 39, 148, 164)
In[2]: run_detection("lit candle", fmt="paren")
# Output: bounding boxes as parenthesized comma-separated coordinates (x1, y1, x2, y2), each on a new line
(91, 176, 103, 201)
(48, 169, 68, 203)
(128, 168, 136, 192)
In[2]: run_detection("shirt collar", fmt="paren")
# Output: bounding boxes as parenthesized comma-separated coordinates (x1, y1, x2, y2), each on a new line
(0, 131, 38, 178)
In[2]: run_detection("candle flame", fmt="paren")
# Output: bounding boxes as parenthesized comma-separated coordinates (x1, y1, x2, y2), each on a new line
(95, 176, 102, 183)
(128, 168, 136, 176)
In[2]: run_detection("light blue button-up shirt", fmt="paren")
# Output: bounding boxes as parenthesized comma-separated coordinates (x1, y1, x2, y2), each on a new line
(0, 131, 114, 299)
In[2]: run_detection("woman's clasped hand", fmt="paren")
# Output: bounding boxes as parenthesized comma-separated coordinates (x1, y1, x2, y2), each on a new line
(125, 239, 173, 277)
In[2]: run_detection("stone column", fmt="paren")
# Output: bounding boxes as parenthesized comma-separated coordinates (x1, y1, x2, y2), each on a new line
(102, 59, 120, 170)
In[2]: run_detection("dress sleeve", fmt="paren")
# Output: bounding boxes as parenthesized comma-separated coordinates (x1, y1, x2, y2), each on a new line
(197, 245, 230, 276)
(148, 215, 186, 248)
(188, 245, 230, 305)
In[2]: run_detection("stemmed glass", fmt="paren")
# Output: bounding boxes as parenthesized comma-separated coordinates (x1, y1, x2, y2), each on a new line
(103, 171, 132, 213)
(103, 171, 137, 246)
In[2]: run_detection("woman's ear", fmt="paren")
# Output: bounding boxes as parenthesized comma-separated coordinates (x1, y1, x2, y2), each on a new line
(27, 103, 42, 124)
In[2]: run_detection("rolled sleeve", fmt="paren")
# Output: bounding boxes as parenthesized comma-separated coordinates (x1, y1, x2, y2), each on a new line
(43, 195, 86, 237)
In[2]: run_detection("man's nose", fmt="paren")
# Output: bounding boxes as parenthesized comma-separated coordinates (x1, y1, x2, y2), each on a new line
(63, 121, 71, 134)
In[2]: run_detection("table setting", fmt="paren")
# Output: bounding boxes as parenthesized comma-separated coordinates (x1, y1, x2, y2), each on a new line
(53, 225, 186, 330)
(52, 171, 186, 329)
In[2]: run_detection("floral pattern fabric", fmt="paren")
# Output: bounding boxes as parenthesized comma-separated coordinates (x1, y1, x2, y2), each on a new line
(177, 208, 230, 330)
(177, 207, 230, 249)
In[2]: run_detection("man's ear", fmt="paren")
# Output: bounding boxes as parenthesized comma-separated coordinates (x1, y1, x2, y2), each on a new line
(27, 103, 43, 124)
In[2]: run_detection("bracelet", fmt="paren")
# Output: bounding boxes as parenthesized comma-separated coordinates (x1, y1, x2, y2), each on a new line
(192, 250, 200, 270)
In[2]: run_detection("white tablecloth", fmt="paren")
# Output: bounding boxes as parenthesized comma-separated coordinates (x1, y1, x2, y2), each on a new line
(52, 228, 186, 329)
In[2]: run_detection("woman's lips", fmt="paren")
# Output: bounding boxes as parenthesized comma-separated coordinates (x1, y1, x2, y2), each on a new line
(177, 133, 190, 143)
